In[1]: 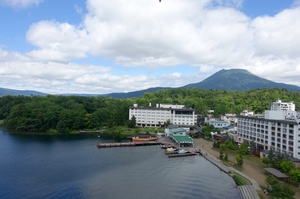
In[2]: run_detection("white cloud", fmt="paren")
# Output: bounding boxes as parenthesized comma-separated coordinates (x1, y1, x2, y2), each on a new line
(0, 0, 43, 8)
(251, 7, 300, 59)
(26, 21, 89, 62)
(0, 47, 201, 93)
(26, 0, 253, 68)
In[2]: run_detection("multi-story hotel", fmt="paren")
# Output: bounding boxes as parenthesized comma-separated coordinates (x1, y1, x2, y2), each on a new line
(129, 103, 197, 127)
(237, 99, 300, 159)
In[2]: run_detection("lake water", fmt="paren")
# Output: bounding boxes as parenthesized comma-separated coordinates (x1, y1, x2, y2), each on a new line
(0, 128, 242, 199)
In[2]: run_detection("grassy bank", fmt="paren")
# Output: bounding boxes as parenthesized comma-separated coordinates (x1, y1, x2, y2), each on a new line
(232, 173, 251, 186)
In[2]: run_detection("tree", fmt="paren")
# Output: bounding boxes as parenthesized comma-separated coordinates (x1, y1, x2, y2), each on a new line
(226, 140, 236, 150)
(249, 139, 256, 155)
(213, 141, 217, 148)
(56, 120, 70, 134)
(280, 161, 295, 174)
(239, 142, 249, 155)
(224, 152, 228, 162)
(262, 157, 271, 167)
(219, 150, 224, 160)
(235, 154, 243, 167)
(128, 115, 136, 128)
(290, 168, 300, 187)
(163, 119, 171, 127)
(271, 183, 295, 199)
(265, 175, 295, 198)
(265, 175, 277, 190)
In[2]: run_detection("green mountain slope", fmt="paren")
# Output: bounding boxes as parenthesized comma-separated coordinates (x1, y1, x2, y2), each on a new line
(183, 69, 300, 91)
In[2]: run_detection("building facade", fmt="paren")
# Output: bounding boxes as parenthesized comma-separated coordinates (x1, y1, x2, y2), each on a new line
(221, 113, 238, 126)
(209, 120, 230, 128)
(129, 103, 197, 127)
(237, 99, 300, 159)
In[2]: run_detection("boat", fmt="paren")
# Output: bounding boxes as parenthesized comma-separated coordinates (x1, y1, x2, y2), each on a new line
(178, 149, 188, 154)
(131, 134, 158, 141)
(132, 137, 158, 141)
(166, 147, 177, 152)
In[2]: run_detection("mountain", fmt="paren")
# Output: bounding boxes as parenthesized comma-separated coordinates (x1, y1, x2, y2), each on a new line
(182, 69, 300, 91)
(1, 69, 299, 98)
(0, 88, 47, 97)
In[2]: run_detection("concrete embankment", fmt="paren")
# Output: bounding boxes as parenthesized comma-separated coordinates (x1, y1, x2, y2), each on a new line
(198, 148, 261, 190)
(199, 148, 231, 173)
(197, 147, 261, 199)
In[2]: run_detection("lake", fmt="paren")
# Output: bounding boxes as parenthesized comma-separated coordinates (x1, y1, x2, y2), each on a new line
(0, 128, 242, 199)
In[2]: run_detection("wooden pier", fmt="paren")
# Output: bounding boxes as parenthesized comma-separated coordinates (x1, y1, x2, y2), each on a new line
(168, 152, 197, 158)
(97, 141, 160, 148)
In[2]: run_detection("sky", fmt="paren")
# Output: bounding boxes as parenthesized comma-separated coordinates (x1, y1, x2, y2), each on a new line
(0, 0, 300, 94)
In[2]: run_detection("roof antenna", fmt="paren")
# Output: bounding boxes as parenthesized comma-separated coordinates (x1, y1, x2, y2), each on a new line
(159, 0, 161, 2)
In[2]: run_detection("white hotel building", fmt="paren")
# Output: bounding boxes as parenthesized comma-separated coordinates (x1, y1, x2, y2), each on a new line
(237, 99, 300, 159)
(129, 103, 197, 127)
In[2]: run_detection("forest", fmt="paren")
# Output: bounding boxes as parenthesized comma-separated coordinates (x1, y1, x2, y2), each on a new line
(0, 88, 299, 133)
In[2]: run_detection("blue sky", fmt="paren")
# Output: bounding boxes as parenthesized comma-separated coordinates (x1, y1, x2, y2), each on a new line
(0, 0, 300, 94)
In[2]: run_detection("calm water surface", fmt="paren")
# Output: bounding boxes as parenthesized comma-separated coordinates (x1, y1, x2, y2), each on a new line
(0, 128, 242, 199)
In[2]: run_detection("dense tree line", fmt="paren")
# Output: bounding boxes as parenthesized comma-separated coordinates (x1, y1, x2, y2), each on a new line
(0, 95, 133, 133)
(0, 88, 299, 133)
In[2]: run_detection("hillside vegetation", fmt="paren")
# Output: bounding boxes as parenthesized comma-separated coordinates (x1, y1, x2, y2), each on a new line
(0, 88, 299, 133)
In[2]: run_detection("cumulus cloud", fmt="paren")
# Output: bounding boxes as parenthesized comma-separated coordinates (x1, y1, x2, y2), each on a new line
(0, 0, 43, 8)
(26, 0, 253, 68)
(1, 0, 300, 93)
(251, 7, 300, 59)
(26, 21, 89, 62)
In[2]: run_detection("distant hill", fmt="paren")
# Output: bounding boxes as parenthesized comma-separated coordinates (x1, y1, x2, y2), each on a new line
(106, 87, 171, 98)
(0, 88, 47, 97)
(1, 69, 299, 98)
(182, 69, 300, 91)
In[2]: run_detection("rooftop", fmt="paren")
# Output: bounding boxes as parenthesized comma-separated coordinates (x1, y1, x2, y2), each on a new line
(172, 135, 194, 143)
(264, 168, 289, 178)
